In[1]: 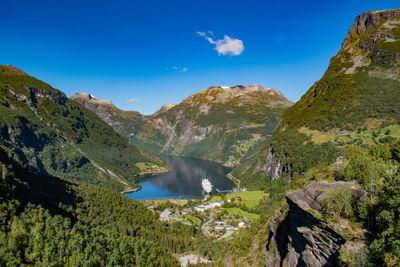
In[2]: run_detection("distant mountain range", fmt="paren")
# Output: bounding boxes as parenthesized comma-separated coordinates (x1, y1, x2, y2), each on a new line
(72, 85, 292, 166)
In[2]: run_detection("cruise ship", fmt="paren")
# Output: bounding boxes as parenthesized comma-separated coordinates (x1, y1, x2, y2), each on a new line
(201, 178, 213, 195)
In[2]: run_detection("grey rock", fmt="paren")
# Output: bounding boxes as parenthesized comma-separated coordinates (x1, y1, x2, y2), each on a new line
(266, 181, 364, 267)
(259, 144, 291, 181)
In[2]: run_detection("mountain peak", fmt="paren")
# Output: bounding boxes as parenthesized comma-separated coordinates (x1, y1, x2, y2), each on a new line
(154, 103, 177, 115)
(219, 84, 272, 91)
(184, 84, 292, 106)
(0, 64, 28, 75)
(71, 93, 113, 106)
(342, 9, 400, 49)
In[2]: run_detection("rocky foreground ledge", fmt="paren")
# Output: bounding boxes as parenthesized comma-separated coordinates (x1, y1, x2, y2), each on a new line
(265, 181, 365, 267)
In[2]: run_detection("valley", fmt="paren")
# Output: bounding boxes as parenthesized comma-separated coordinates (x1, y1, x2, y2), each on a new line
(125, 155, 235, 200)
(72, 85, 292, 167)
(1, 6, 400, 267)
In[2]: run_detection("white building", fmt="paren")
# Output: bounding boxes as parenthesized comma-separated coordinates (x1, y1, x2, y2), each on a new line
(194, 200, 224, 212)
(160, 208, 172, 222)
(238, 222, 247, 228)
(194, 205, 206, 212)
(209, 200, 224, 208)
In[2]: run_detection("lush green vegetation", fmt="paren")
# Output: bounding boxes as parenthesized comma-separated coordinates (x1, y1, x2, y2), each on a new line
(0, 65, 166, 191)
(210, 190, 267, 209)
(233, 12, 400, 187)
(312, 141, 400, 266)
(0, 150, 198, 266)
(207, 179, 289, 265)
(0, 145, 293, 266)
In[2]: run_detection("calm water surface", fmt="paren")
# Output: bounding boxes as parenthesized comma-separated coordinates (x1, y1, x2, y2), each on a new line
(126, 155, 235, 200)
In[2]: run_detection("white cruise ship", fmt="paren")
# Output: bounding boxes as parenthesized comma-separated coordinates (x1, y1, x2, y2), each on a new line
(201, 178, 213, 195)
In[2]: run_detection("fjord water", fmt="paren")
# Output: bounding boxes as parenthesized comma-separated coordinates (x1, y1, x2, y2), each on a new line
(126, 155, 235, 200)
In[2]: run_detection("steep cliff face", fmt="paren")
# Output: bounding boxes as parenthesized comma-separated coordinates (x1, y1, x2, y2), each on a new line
(73, 85, 292, 166)
(232, 9, 400, 187)
(265, 181, 365, 267)
(259, 144, 292, 181)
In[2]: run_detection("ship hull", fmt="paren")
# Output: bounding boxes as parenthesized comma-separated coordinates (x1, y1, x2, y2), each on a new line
(201, 178, 213, 195)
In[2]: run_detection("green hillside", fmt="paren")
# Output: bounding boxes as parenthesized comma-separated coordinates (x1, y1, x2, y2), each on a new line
(232, 9, 400, 188)
(0, 65, 167, 191)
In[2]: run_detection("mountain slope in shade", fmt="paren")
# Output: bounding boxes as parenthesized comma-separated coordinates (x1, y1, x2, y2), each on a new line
(232, 9, 400, 188)
(0, 65, 167, 191)
(73, 85, 292, 166)
(71, 93, 145, 138)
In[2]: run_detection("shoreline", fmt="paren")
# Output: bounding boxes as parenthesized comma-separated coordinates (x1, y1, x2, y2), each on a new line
(136, 168, 169, 178)
(121, 185, 142, 194)
(121, 168, 170, 194)
(226, 173, 241, 189)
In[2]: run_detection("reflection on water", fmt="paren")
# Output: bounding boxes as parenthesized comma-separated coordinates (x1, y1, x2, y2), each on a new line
(125, 155, 235, 200)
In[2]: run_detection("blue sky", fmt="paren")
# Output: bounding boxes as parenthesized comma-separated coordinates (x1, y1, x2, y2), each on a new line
(1, 0, 399, 114)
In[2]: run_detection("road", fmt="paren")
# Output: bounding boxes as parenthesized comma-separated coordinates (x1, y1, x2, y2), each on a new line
(201, 213, 214, 238)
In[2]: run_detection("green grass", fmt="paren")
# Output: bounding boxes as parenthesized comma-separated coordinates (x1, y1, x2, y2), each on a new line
(135, 162, 149, 170)
(181, 215, 201, 225)
(384, 124, 400, 137)
(298, 124, 400, 147)
(225, 208, 260, 219)
(210, 190, 267, 209)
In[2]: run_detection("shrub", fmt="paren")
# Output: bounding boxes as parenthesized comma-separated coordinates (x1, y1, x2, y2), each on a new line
(322, 186, 353, 220)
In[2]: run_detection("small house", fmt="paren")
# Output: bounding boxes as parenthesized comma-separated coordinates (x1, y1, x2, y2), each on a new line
(160, 208, 171, 222)
(238, 222, 247, 228)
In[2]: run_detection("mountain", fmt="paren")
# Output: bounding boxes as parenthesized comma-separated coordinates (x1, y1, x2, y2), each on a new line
(232, 9, 400, 188)
(0, 65, 167, 191)
(71, 93, 145, 138)
(72, 85, 292, 166)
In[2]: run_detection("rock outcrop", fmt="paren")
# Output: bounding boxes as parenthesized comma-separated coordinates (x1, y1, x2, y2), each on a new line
(259, 144, 292, 181)
(265, 181, 365, 267)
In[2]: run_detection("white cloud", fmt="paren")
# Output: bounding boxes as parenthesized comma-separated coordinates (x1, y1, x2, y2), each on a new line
(165, 66, 188, 73)
(128, 98, 138, 102)
(197, 31, 244, 56)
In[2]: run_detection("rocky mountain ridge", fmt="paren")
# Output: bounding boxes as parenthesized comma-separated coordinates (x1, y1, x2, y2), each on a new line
(72, 84, 292, 166)
(71, 92, 145, 138)
(232, 9, 400, 187)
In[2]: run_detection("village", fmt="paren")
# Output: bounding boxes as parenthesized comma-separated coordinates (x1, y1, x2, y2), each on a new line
(143, 190, 266, 240)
